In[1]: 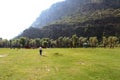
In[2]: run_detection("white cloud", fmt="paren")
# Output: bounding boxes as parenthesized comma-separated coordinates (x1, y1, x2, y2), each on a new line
(0, 0, 64, 40)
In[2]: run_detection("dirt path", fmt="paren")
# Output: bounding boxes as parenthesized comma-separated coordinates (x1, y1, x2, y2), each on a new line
(0, 54, 7, 57)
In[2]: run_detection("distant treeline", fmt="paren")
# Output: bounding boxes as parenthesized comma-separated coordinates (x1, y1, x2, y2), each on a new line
(0, 35, 120, 48)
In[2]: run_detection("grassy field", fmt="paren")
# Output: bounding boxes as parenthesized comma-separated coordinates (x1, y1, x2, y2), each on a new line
(0, 48, 120, 80)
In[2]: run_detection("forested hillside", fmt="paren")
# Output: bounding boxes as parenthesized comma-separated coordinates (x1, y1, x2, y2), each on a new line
(18, 0, 120, 40)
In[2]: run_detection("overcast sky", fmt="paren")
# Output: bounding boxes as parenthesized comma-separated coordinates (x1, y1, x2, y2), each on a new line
(0, 0, 64, 40)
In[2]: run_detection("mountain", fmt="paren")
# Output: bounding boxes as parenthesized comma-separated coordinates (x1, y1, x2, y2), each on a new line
(31, 0, 85, 28)
(18, 0, 120, 39)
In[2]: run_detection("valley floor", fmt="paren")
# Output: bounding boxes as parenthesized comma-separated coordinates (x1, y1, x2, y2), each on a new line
(0, 48, 120, 80)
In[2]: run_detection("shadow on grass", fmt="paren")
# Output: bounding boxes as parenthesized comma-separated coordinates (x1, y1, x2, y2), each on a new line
(53, 53, 63, 56)
(41, 55, 47, 57)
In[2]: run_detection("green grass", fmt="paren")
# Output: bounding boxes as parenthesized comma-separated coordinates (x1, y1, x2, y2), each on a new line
(0, 48, 120, 80)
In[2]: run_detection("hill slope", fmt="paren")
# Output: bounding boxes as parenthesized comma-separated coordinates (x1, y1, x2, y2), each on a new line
(18, 0, 120, 39)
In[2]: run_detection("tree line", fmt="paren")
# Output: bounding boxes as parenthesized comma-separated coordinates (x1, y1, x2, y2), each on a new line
(0, 35, 120, 48)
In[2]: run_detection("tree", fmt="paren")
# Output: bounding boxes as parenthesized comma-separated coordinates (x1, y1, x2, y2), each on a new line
(40, 38, 51, 48)
(11, 39, 21, 48)
(9, 40, 12, 48)
(89, 37, 98, 47)
(3, 39, 9, 47)
(57, 37, 64, 48)
(0, 39, 3, 47)
(108, 36, 118, 48)
(50, 39, 57, 48)
(78, 37, 88, 47)
(29, 39, 36, 48)
(35, 38, 41, 48)
(19, 37, 29, 48)
(102, 36, 108, 48)
(62, 37, 71, 48)
(66, 37, 72, 48)
(72, 34, 78, 47)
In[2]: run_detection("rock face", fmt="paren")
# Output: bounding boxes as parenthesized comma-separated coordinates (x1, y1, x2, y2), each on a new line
(31, 0, 120, 28)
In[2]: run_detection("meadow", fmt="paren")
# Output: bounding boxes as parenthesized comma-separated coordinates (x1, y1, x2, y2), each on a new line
(0, 48, 120, 80)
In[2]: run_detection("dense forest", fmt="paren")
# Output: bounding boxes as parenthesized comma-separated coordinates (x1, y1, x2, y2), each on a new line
(17, 0, 120, 40)
(0, 35, 120, 48)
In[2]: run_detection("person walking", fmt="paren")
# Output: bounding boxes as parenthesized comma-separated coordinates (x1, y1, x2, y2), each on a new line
(39, 47, 42, 56)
